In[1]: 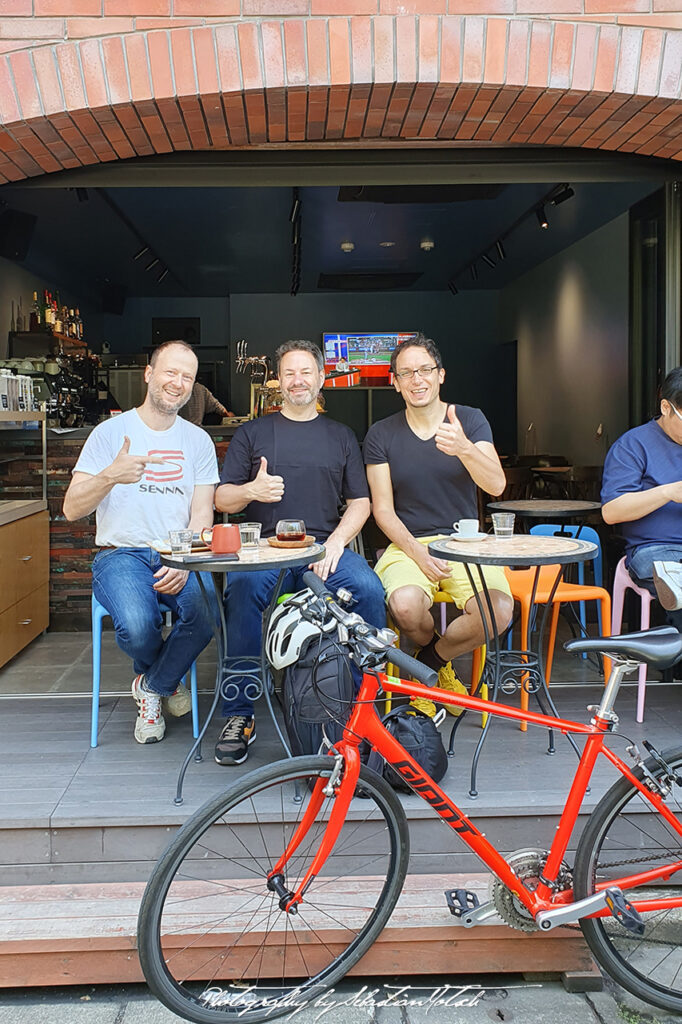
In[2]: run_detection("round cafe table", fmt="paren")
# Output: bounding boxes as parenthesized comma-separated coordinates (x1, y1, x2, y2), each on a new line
(488, 498, 602, 526)
(429, 533, 598, 798)
(161, 539, 325, 803)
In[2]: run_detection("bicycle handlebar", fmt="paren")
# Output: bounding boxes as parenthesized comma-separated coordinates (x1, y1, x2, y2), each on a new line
(300, 571, 438, 688)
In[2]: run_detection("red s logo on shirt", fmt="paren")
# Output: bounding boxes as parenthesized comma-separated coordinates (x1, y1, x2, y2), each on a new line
(145, 450, 185, 482)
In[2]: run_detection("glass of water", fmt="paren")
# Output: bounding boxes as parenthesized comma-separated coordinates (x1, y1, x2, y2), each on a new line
(491, 513, 515, 538)
(239, 522, 262, 560)
(169, 529, 193, 555)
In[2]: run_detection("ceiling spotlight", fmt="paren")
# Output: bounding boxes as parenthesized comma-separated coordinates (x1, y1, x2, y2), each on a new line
(75, 188, 89, 203)
(420, 239, 435, 252)
(536, 206, 549, 229)
(448, 281, 458, 295)
(481, 253, 496, 269)
(551, 185, 575, 206)
(145, 257, 160, 271)
(496, 240, 506, 260)
(340, 241, 355, 253)
(379, 241, 396, 248)
(133, 246, 150, 261)
(157, 267, 169, 283)
(470, 264, 478, 281)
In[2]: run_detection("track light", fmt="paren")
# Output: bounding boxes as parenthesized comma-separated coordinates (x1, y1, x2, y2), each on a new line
(157, 267, 169, 283)
(133, 246, 149, 261)
(75, 188, 89, 203)
(470, 264, 478, 281)
(448, 281, 458, 295)
(496, 240, 506, 260)
(481, 253, 496, 269)
(551, 185, 574, 206)
(536, 206, 549, 229)
(289, 196, 301, 223)
(145, 257, 160, 271)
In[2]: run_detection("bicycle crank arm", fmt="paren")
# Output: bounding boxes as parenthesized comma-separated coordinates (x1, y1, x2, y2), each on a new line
(536, 887, 628, 931)
(449, 899, 501, 928)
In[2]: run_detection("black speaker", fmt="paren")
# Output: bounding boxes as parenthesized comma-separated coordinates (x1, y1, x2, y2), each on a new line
(0, 209, 37, 261)
(101, 283, 127, 315)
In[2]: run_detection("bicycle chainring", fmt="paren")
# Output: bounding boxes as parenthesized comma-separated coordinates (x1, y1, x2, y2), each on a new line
(489, 848, 571, 933)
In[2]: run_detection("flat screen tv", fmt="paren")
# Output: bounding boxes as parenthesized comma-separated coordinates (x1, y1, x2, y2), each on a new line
(322, 332, 418, 377)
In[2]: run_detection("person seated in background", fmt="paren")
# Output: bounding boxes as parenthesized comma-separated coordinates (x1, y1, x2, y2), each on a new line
(63, 341, 218, 745)
(179, 380, 232, 425)
(213, 339, 386, 767)
(601, 366, 682, 629)
(364, 334, 513, 714)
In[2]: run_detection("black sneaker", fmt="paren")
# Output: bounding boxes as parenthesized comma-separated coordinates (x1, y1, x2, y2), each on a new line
(214, 716, 256, 766)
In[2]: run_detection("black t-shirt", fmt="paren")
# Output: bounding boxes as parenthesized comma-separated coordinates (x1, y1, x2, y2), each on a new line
(220, 413, 369, 540)
(363, 407, 493, 536)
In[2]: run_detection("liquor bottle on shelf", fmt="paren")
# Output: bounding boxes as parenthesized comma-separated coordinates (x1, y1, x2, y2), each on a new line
(54, 298, 62, 335)
(10, 301, 15, 333)
(30, 291, 39, 332)
(16, 297, 24, 333)
(67, 309, 75, 338)
(74, 308, 83, 341)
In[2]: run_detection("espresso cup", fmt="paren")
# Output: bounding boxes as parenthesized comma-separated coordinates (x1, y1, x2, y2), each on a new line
(453, 518, 479, 538)
(201, 523, 241, 554)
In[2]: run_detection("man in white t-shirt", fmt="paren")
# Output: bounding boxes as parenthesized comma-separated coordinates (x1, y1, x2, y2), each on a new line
(63, 341, 219, 745)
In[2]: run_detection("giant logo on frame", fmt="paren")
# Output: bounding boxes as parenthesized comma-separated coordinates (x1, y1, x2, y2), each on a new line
(145, 450, 184, 482)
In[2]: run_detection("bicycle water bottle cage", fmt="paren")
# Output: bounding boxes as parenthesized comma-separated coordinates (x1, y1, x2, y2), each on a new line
(604, 888, 645, 936)
(445, 889, 480, 918)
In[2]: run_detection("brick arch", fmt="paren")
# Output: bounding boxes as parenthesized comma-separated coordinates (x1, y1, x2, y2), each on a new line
(1, 15, 682, 183)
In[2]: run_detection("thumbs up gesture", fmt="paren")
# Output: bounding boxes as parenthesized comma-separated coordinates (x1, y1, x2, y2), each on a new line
(434, 404, 471, 458)
(248, 456, 285, 504)
(107, 436, 166, 485)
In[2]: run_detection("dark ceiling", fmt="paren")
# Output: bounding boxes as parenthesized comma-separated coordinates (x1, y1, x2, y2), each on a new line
(0, 179, 658, 305)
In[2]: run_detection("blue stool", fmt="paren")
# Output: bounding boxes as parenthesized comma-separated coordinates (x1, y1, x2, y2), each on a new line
(91, 593, 200, 748)
(529, 524, 604, 648)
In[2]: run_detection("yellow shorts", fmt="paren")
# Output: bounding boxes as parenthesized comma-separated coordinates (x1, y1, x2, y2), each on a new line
(375, 537, 511, 610)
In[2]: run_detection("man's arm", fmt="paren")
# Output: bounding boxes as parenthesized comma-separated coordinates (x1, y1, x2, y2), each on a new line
(215, 456, 284, 513)
(204, 387, 229, 420)
(602, 483, 682, 524)
(366, 462, 451, 583)
(434, 406, 506, 495)
(312, 496, 370, 581)
(152, 483, 217, 596)
(63, 437, 164, 521)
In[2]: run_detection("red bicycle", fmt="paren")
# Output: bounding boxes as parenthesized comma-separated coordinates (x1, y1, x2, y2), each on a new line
(138, 570, 682, 1023)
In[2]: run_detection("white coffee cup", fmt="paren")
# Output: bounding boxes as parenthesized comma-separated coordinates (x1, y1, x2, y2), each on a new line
(453, 518, 479, 538)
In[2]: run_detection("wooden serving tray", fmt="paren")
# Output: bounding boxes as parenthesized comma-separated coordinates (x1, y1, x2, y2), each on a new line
(267, 535, 316, 549)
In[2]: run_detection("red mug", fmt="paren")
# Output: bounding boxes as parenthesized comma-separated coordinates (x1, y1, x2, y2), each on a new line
(201, 523, 241, 554)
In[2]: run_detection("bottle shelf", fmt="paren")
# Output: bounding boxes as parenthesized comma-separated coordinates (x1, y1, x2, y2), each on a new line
(0, 410, 46, 422)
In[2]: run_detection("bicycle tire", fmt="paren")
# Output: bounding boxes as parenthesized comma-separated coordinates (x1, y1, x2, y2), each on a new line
(573, 743, 682, 1012)
(137, 755, 410, 1024)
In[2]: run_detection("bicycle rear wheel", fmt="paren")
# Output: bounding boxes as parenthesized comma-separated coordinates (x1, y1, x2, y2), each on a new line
(137, 755, 409, 1024)
(573, 744, 682, 1012)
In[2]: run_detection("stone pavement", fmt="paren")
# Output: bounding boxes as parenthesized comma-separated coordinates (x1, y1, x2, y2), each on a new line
(0, 974, 680, 1024)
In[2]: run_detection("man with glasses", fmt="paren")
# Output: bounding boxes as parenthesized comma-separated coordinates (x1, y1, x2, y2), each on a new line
(364, 334, 513, 713)
(602, 366, 682, 626)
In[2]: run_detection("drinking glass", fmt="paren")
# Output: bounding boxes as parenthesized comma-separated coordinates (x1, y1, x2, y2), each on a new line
(276, 519, 306, 542)
(492, 513, 515, 538)
(239, 522, 262, 560)
(169, 529, 193, 555)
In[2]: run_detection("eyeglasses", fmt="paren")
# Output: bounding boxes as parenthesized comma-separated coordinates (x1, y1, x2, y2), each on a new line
(668, 402, 682, 422)
(395, 365, 439, 381)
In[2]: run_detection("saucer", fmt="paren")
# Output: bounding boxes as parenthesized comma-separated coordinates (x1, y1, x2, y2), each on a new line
(449, 532, 488, 543)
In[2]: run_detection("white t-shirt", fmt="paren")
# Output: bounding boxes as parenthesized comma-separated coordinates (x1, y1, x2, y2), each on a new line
(73, 409, 219, 547)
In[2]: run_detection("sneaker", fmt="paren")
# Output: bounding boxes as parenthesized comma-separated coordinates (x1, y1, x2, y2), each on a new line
(653, 561, 682, 611)
(163, 683, 192, 718)
(131, 674, 166, 744)
(214, 716, 256, 766)
(411, 661, 467, 718)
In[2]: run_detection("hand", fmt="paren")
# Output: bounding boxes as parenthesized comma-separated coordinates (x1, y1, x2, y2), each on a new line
(153, 565, 189, 595)
(105, 436, 166, 485)
(413, 545, 451, 584)
(248, 456, 285, 503)
(666, 482, 682, 503)
(311, 536, 344, 582)
(434, 405, 473, 459)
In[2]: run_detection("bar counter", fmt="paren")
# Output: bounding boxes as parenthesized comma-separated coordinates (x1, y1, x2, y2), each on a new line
(0, 423, 239, 630)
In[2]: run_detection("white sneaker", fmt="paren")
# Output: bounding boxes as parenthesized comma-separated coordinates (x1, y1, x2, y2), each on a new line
(163, 683, 192, 718)
(653, 561, 682, 612)
(131, 674, 166, 744)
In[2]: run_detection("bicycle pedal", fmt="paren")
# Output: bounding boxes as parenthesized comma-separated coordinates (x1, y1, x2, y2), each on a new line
(445, 888, 480, 918)
(604, 887, 645, 936)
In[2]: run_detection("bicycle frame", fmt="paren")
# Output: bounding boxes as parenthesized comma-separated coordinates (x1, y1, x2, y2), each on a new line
(269, 666, 682, 922)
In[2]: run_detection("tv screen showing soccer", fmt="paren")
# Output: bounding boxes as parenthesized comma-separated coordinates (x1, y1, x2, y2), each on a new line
(323, 333, 418, 365)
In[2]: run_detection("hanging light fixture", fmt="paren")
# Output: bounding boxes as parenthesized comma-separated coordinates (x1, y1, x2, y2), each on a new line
(536, 206, 549, 229)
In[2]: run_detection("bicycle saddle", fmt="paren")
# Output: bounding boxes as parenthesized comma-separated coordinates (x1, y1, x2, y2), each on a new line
(565, 627, 682, 669)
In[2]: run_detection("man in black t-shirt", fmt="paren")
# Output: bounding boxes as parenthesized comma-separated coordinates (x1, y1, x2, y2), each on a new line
(365, 334, 513, 711)
(213, 340, 386, 766)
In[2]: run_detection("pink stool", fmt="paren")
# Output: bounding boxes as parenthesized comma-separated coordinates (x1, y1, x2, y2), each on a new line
(611, 556, 654, 723)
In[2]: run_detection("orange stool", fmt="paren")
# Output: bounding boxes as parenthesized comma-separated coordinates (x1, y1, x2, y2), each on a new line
(504, 565, 611, 730)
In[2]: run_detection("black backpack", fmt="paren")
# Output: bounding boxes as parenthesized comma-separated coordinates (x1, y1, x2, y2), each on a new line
(365, 706, 448, 793)
(281, 632, 355, 757)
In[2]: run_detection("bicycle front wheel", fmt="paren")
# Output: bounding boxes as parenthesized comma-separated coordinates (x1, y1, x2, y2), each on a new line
(574, 744, 682, 1012)
(137, 755, 410, 1024)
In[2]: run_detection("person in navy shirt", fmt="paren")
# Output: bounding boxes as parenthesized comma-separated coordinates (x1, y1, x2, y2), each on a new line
(601, 366, 682, 627)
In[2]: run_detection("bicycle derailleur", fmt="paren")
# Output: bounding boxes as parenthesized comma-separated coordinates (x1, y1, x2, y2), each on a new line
(489, 848, 572, 932)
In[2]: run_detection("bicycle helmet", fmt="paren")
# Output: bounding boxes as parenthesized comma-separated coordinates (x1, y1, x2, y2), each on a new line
(266, 589, 325, 669)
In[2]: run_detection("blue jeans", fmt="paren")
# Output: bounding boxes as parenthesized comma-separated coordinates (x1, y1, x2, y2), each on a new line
(628, 543, 682, 631)
(92, 548, 216, 696)
(222, 549, 386, 717)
